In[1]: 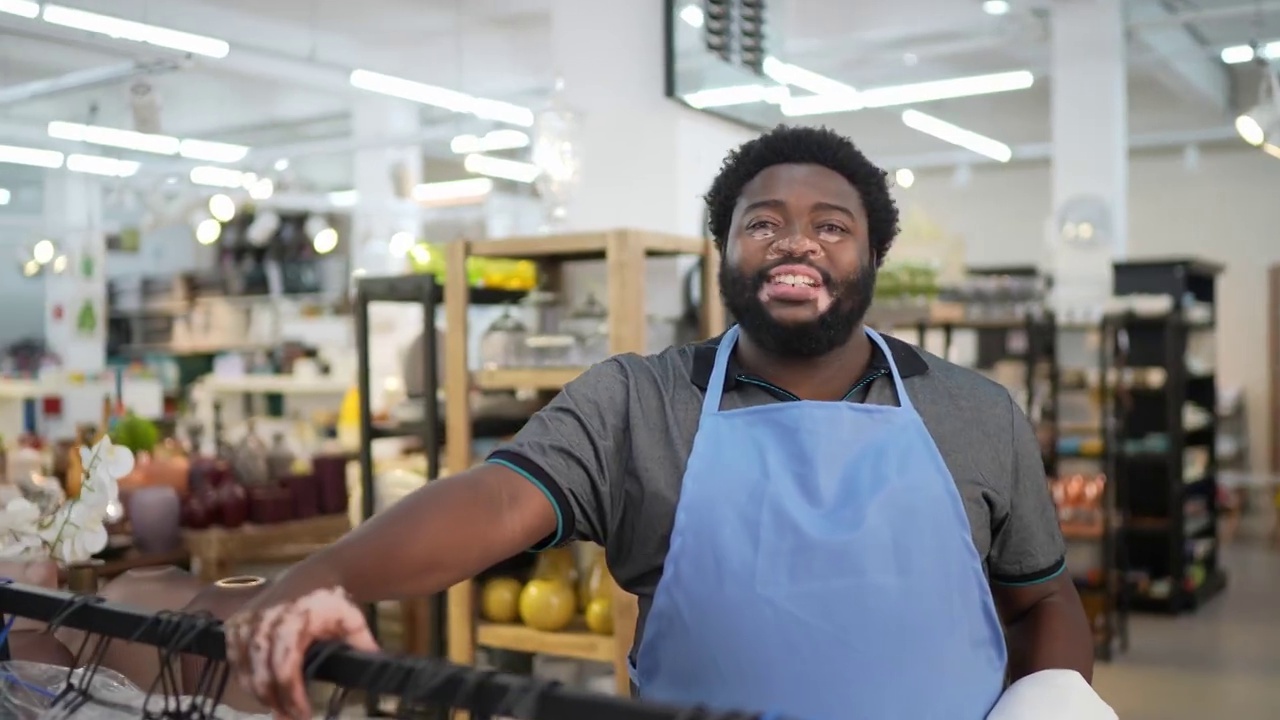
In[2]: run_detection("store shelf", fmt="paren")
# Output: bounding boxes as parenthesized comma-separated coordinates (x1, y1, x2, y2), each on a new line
(474, 368, 585, 391)
(476, 621, 614, 663)
(468, 230, 705, 260)
(199, 375, 350, 395)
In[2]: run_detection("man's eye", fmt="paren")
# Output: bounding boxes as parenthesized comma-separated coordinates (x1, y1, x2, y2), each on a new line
(818, 223, 847, 234)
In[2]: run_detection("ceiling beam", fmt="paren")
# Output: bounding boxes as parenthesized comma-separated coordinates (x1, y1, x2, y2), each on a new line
(1128, 0, 1231, 113)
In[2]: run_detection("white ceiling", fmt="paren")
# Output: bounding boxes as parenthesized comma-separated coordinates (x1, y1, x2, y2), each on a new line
(0, 0, 1277, 203)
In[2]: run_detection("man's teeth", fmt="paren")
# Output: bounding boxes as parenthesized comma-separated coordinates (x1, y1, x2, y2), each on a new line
(771, 274, 816, 287)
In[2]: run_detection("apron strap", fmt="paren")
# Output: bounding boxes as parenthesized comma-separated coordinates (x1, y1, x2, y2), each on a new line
(701, 325, 739, 417)
(864, 327, 914, 411)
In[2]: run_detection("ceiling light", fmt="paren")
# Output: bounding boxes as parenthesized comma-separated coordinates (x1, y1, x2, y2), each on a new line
(41, 4, 230, 58)
(450, 130, 530, 154)
(463, 154, 540, 183)
(1220, 41, 1279, 65)
(781, 70, 1034, 116)
(894, 168, 916, 188)
(195, 218, 221, 245)
(1236, 73, 1280, 147)
(349, 69, 534, 127)
(679, 4, 704, 28)
(982, 0, 1011, 15)
(683, 84, 790, 109)
(0, 188, 9, 206)
(247, 177, 274, 200)
(66, 154, 140, 177)
(762, 57, 856, 98)
(190, 166, 249, 188)
(33, 239, 55, 264)
(388, 232, 415, 257)
(0, 0, 39, 19)
(51, 255, 67, 273)
(313, 227, 339, 254)
(48, 120, 179, 154)
(208, 194, 236, 223)
(179, 138, 249, 163)
(902, 109, 1013, 162)
(412, 177, 494, 205)
(273, 158, 289, 171)
(327, 190, 359, 208)
(0, 144, 64, 169)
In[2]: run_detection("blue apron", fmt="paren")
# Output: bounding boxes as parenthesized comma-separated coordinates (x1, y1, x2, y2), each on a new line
(630, 325, 1007, 720)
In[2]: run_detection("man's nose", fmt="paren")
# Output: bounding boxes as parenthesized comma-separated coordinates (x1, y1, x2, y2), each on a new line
(771, 230, 821, 257)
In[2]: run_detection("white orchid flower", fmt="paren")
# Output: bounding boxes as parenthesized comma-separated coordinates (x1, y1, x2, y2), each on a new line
(81, 436, 134, 479)
(0, 533, 45, 560)
(0, 498, 42, 533)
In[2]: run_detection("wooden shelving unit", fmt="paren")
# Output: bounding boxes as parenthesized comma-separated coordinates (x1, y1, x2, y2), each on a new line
(442, 229, 722, 695)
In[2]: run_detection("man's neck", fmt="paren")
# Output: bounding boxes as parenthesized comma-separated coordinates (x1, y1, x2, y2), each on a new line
(734, 328, 873, 401)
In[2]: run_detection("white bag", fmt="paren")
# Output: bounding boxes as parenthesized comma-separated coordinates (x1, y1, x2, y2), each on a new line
(987, 669, 1117, 720)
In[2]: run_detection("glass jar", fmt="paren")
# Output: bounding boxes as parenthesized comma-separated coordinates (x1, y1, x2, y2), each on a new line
(479, 308, 530, 370)
(563, 293, 610, 365)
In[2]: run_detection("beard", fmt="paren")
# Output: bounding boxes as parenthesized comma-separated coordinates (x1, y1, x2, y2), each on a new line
(719, 258, 876, 358)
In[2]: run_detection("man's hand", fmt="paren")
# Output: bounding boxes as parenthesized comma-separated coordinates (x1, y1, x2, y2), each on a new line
(226, 587, 379, 720)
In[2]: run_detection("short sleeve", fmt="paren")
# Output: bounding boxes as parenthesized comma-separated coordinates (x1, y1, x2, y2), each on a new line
(486, 358, 631, 550)
(988, 394, 1067, 585)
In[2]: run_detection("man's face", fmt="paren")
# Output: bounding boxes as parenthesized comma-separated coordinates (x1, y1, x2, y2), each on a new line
(719, 163, 875, 358)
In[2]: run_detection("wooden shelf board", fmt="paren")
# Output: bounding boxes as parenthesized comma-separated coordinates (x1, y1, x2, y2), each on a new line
(467, 231, 705, 260)
(474, 367, 584, 391)
(475, 620, 614, 663)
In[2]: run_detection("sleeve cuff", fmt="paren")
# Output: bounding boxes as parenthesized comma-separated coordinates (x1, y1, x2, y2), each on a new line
(486, 450, 575, 551)
(990, 557, 1067, 586)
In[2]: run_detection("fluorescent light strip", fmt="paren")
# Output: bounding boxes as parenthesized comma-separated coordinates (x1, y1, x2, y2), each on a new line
(327, 190, 359, 208)
(684, 84, 790, 109)
(762, 57, 856, 98)
(1264, 143, 1280, 161)
(781, 70, 1035, 116)
(66, 154, 140, 178)
(190, 165, 250, 188)
(901, 109, 1012, 162)
(41, 4, 230, 58)
(349, 69, 534, 127)
(1221, 41, 1280, 64)
(450, 130, 530, 154)
(463, 154, 540, 183)
(0, 144, 64, 169)
(412, 178, 494, 205)
(0, 188, 10, 205)
(48, 120, 250, 162)
(0, 0, 39, 19)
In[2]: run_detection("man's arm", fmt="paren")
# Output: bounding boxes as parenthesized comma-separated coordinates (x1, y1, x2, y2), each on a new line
(251, 356, 633, 607)
(989, 393, 1094, 682)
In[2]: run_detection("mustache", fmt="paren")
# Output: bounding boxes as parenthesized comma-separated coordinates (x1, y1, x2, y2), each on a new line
(751, 258, 834, 287)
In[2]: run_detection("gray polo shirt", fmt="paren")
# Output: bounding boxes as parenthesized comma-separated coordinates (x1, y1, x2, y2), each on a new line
(488, 333, 1065, 649)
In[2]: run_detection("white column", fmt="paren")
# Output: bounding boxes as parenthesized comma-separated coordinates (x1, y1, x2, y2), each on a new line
(42, 171, 106, 374)
(350, 97, 424, 413)
(547, 0, 753, 318)
(351, 96, 422, 277)
(1047, 0, 1127, 315)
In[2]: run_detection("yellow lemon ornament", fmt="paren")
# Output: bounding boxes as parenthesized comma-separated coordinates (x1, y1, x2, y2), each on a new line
(518, 578, 577, 632)
(584, 597, 613, 635)
(480, 577, 523, 623)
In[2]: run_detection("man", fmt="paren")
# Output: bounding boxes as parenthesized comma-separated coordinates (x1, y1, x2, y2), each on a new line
(227, 126, 1103, 720)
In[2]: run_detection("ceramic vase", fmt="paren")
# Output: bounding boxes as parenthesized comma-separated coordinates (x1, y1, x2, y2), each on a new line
(62, 566, 204, 689)
(180, 576, 270, 712)
(128, 485, 182, 554)
(283, 472, 319, 519)
(0, 557, 74, 666)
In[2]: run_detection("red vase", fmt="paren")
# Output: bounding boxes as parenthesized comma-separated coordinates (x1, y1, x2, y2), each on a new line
(217, 481, 249, 528)
(312, 454, 349, 515)
(180, 576, 270, 713)
(283, 472, 319, 519)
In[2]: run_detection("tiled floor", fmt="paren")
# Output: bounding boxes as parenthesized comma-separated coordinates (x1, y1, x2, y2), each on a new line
(1093, 533, 1280, 719)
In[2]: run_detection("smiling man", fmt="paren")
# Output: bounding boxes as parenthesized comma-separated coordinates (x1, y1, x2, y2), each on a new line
(227, 125, 1107, 720)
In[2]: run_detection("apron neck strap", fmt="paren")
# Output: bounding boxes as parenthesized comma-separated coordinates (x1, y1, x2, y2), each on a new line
(701, 325, 739, 416)
(700, 325, 914, 415)
(863, 327, 914, 411)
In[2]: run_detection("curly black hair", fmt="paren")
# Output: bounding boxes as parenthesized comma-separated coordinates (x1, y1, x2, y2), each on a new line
(704, 125, 899, 266)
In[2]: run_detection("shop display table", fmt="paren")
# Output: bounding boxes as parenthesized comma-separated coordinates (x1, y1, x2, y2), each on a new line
(183, 514, 351, 582)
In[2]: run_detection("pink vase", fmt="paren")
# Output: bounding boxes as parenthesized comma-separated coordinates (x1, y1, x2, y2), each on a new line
(128, 485, 183, 554)
(180, 576, 270, 712)
(0, 557, 74, 666)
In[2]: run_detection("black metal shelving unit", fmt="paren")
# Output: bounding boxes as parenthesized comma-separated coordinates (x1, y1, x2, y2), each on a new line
(1108, 259, 1226, 614)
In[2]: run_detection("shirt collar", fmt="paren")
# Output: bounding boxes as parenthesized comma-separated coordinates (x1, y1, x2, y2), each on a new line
(690, 330, 928, 392)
